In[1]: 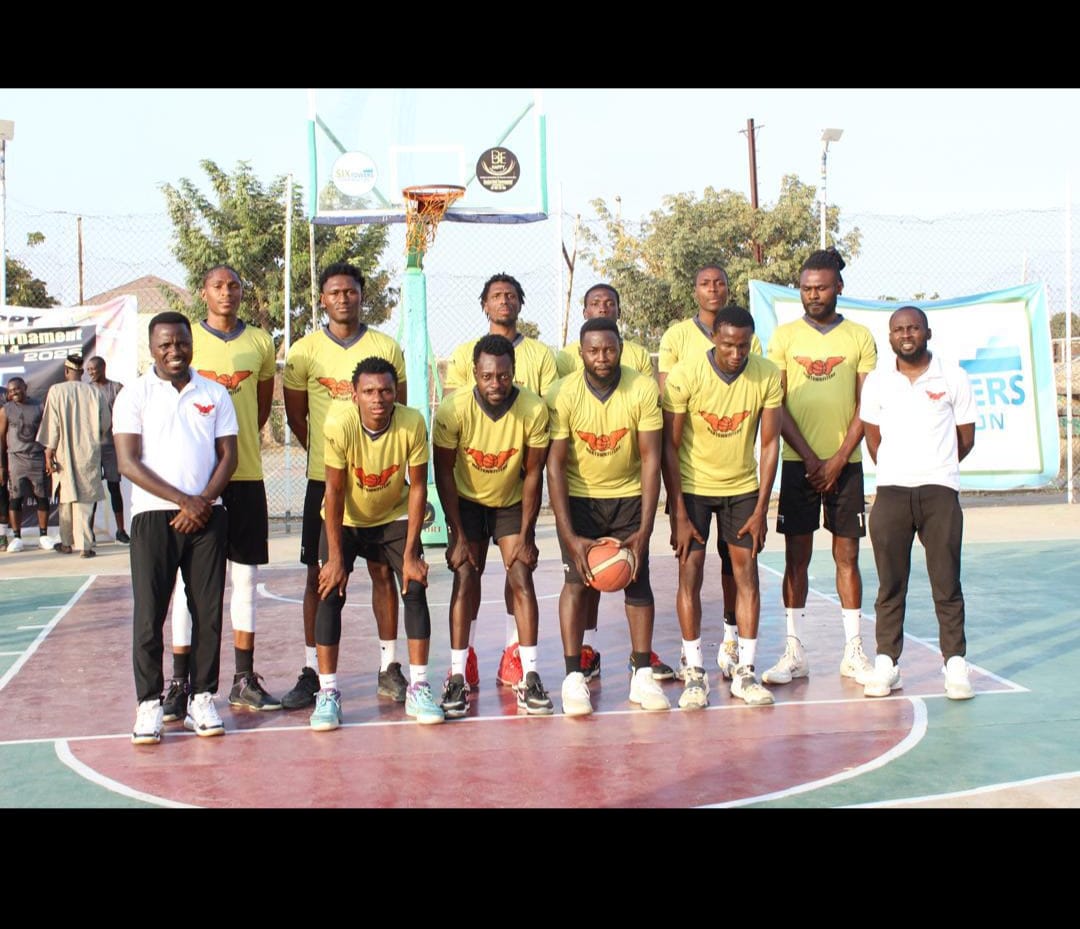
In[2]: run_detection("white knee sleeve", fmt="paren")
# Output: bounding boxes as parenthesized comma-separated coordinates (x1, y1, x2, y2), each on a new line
(170, 571, 193, 648)
(230, 562, 258, 633)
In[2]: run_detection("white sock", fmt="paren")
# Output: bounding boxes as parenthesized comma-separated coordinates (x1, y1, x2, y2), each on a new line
(739, 637, 758, 670)
(305, 646, 318, 671)
(505, 615, 519, 648)
(468, 622, 477, 648)
(451, 648, 468, 677)
(683, 638, 703, 670)
(410, 665, 426, 685)
(723, 623, 738, 643)
(319, 672, 338, 692)
(583, 628, 595, 648)
(842, 609, 862, 642)
(379, 639, 396, 671)
(518, 645, 538, 675)
(785, 607, 805, 642)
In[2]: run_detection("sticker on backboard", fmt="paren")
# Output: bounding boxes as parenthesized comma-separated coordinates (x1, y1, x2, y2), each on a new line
(331, 151, 378, 197)
(476, 147, 520, 193)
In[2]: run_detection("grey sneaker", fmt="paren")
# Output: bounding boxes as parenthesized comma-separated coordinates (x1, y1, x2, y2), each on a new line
(678, 666, 710, 710)
(730, 665, 775, 706)
(228, 672, 282, 711)
(762, 637, 809, 685)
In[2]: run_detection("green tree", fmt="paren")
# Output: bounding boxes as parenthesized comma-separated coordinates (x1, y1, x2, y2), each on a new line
(5, 231, 59, 307)
(582, 175, 861, 349)
(162, 160, 397, 345)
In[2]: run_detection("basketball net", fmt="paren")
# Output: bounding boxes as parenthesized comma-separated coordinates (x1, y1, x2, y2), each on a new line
(402, 185, 466, 256)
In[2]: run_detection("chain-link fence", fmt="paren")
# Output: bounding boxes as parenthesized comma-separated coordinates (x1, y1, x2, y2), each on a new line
(7, 202, 1080, 508)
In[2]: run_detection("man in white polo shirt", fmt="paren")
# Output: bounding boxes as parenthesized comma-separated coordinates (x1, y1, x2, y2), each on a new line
(114, 311, 239, 745)
(859, 305, 977, 701)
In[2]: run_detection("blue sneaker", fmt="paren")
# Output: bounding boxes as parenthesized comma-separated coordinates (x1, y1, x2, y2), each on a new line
(310, 689, 343, 731)
(405, 681, 446, 725)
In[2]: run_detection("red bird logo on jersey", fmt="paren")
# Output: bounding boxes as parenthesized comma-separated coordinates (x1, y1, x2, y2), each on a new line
(355, 464, 399, 488)
(926, 390, 946, 401)
(698, 409, 751, 434)
(464, 447, 518, 470)
(193, 402, 215, 415)
(197, 369, 252, 392)
(794, 356, 845, 378)
(317, 377, 354, 400)
(577, 428, 630, 454)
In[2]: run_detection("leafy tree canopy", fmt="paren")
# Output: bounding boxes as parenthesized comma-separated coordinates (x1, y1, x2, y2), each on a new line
(581, 175, 861, 349)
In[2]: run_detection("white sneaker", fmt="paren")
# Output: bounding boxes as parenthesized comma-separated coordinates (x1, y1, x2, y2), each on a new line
(629, 666, 670, 711)
(944, 656, 975, 700)
(841, 635, 875, 684)
(38, 534, 56, 551)
(716, 638, 741, 680)
(730, 665, 775, 706)
(678, 666, 710, 710)
(184, 691, 226, 736)
(863, 654, 902, 698)
(762, 637, 810, 685)
(674, 652, 688, 681)
(561, 671, 593, 717)
(7, 537, 24, 553)
(132, 699, 163, 745)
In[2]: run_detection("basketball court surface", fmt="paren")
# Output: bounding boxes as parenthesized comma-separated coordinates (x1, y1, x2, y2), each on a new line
(1, 495, 1078, 809)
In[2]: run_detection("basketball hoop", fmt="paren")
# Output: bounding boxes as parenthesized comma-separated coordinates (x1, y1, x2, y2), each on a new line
(403, 185, 466, 255)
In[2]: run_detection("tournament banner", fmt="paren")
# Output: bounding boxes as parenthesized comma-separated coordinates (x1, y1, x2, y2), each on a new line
(0, 297, 138, 401)
(748, 281, 1057, 490)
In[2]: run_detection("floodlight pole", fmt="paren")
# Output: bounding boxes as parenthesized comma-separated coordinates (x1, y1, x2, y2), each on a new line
(0, 120, 14, 307)
(820, 128, 843, 250)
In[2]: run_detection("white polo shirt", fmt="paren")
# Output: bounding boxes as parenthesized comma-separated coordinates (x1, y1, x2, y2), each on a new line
(860, 353, 976, 491)
(112, 368, 239, 517)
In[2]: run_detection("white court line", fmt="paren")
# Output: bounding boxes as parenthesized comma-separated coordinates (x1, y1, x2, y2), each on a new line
(699, 696, 930, 808)
(16, 625, 47, 630)
(256, 582, 559, 608)
(0, 651, 21, 657)
(54, 739, 195, 809)
(0, 575, 95, 695)
(845, 769, 1080, 808)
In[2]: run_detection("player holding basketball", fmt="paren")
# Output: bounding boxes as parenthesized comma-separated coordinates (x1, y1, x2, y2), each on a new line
(433, 334, 553, 717)
(658, 265, 761, 681)
(547, 317, 668, 715)
(662, 306, 781, 708)
(282, 263, 408, 710)
(553, 283, 672, 682)
(310, 356, 444, 729)
(443, 273, 557, 690)
(860, 306, 976, 700)
(163, 265, 281, 721)
(761, 248, 878, 687)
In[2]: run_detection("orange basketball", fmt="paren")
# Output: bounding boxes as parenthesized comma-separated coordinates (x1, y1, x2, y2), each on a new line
(586, 537, 636, 592)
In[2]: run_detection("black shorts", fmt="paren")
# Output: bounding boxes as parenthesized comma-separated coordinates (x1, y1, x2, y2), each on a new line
(318, 518, 416, 576)
(777, 460, 866, 538)
(683, 491, 759, 551)
(100, 443, 120, 483)
(221, 480, 269, 565)
(559, 496, 652, 604)
(300, 479, 326, 566)
(455, 498, 523, 544)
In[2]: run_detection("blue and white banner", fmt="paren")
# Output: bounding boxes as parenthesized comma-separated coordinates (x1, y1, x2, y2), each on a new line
(749, 281, 1057, 490)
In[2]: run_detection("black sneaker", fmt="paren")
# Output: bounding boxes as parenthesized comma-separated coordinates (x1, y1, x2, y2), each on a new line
(115, 529, 130, 544)
(229, 672, 283, 711)
(516, 671, 554, 715)
(377, 661, 408, 702)
(281, 667, 320, 709)
(440, 673, 469, 719)
(161, 678, 190, 723)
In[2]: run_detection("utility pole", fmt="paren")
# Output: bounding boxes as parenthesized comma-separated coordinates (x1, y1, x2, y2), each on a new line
(743, 119, 763, 264)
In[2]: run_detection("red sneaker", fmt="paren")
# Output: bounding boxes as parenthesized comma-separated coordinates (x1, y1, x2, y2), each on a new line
(580, 645, 602, 681)
(496, 644, 523, 687)
(465, 646, 480, 689)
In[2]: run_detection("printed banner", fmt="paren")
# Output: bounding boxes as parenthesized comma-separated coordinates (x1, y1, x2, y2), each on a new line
(0, 297, 138, 402)
(748, 281, 1057, 490)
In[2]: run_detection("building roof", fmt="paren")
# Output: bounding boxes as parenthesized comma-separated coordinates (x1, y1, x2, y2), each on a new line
(84, 275, 190, 312)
